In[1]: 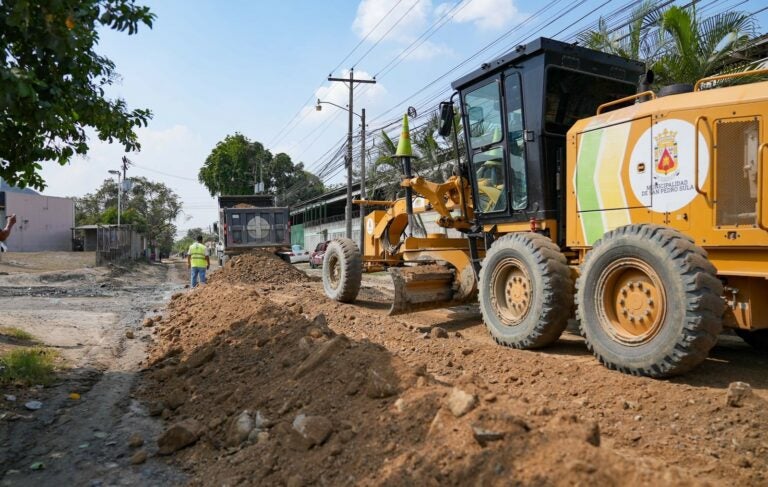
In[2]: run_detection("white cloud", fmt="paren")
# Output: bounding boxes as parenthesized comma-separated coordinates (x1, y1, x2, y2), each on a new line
(404, 40, 455, 60)
(352, 0, 432, 43)
(445, 0, 521, 30)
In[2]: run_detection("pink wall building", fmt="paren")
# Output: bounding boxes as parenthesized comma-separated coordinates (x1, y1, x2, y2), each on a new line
(0, 192, 75, 252)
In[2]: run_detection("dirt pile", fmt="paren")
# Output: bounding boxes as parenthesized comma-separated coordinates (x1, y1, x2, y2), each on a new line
(140, 258, 704, 486)
(208, 250, 311, 286)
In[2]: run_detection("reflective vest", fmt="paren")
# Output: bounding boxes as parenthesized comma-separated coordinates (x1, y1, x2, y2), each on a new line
(188, 242, 207, 268)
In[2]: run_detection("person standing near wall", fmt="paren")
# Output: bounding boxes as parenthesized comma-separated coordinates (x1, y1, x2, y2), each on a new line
(187, 235, 210, 287)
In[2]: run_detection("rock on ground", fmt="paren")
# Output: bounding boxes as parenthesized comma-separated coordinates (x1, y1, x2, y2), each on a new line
(447, 387, 477, 417)
(157, 419, 201, 455)
(726, 381, 752, 407)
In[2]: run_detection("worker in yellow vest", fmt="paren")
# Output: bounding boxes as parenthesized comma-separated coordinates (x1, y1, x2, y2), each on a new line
(187, 235, 210, 287)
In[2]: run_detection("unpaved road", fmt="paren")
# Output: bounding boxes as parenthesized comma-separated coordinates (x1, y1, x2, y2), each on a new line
(0, 258, 188, 486)
(298, 262, 768, 484)
(3, 254, 768, 485)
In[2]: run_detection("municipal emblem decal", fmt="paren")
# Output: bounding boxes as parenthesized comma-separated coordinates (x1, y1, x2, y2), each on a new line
(654, 129, 678, 178)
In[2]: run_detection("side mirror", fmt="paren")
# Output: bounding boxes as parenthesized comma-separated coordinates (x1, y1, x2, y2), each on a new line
(212, 223, 219, 234)
(437, 101, 454, 137)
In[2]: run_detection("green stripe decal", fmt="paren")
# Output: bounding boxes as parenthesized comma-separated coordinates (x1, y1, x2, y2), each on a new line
(576, 129, 605, 244)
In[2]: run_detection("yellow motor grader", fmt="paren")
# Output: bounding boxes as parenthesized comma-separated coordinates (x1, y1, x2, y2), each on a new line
(322, 37, 768, 377)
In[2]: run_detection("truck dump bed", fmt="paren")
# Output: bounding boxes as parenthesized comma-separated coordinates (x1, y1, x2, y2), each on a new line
(218, 195, 289, 250)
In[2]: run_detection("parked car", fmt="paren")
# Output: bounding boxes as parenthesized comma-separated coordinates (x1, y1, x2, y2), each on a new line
(278, 244, 310, 264)
(309, 241, 330, 269)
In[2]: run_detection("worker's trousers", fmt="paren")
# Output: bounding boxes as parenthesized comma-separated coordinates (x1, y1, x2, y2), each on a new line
(190, 267, 207, 287)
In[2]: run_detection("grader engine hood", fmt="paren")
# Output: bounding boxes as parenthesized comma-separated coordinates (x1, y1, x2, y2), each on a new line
(566, 81, 768, 250)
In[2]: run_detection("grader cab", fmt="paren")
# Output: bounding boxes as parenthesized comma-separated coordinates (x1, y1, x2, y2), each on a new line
(321, 36, 768, 377)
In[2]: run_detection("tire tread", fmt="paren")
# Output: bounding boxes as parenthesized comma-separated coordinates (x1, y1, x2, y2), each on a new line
(576, 224, 724, 377)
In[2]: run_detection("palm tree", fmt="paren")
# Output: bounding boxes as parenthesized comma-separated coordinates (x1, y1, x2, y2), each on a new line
(370, 130, 402, 199)
(655, 6, 758, 85)
(577, 0, 665, 68)
(578, 2, 760, 86)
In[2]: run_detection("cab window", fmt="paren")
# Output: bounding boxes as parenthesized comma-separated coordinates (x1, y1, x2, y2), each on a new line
(544, 67, 636, 134)
(504, 71, 527, 210)
(464, 81, 503, 149)
(472, 147, 507, 213)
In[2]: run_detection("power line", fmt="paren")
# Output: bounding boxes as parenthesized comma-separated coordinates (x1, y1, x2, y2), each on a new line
(130, 162, 199, 182)
(374, 0, 475, 79)
(265, 1, 405, 152)
(329, 0, 405, 75)
(351, 0, 424, 68)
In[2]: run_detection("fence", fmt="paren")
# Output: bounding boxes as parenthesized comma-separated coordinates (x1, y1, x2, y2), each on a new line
(96, 225, 144, 265)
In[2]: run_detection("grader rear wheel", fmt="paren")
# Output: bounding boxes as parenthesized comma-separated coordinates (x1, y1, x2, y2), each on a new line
(596, 257, 666, 346)
(322, 238, 362, 303)
(577, 224, 725, 377)
(479, 233, 573, 349)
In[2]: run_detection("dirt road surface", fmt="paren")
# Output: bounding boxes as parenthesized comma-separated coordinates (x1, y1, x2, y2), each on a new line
(2, 251, 767, 485)
(0, 255, 188, 486)
(137, 253, 768, 486)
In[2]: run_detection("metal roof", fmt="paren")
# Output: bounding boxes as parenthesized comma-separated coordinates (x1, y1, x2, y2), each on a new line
(451, 37, 644, 91)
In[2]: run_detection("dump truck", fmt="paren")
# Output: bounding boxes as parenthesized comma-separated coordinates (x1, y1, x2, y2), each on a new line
(213, 195, 290, 265)
(321, 37, 768, 377)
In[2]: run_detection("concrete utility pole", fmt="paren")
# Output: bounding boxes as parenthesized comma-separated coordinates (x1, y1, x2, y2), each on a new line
(359, 108, 366, 252)
(327, 68, 376, 240)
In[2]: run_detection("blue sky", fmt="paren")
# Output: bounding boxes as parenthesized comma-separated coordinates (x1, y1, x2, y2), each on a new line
(38, 0, 768, 235)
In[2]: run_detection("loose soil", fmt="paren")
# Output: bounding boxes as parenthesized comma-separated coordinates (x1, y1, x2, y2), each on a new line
(139, 251, 768, 486)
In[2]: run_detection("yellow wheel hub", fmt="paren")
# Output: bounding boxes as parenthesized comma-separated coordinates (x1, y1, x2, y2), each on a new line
(596, 258, 666, 345)
(491, 258, 532, 325)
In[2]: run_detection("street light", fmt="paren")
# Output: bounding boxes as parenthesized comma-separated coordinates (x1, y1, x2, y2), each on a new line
(316, 99, 368, 250)
(108, 170, 122, 227)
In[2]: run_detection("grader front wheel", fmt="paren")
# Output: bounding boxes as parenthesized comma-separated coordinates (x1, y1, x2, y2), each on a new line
(479, 233, 573, 349)
(577, 224, 725, 378)
(322, 238, 362, 303)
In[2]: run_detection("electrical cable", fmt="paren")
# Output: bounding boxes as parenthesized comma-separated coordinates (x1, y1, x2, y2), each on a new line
(351, 0, 424, 69)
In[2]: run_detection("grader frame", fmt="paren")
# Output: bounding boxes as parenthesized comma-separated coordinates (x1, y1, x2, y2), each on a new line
(321, 37, 768, 377)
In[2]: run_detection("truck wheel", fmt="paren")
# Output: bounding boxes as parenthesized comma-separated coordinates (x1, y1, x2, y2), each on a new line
(479, 233, 573, 348)
(576, 224, 724, 377)
(322, 238, 362, 303)
(735, 329, 768, 353)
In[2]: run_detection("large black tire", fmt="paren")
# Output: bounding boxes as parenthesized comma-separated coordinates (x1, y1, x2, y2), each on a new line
(735, 329, 768, 353)
(322, 238, 362, 303)
(576, 224, 725, 378)
(479, 233, 573, 348)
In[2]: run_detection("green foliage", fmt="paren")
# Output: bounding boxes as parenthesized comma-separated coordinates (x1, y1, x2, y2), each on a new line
(0, 326, 35, 342)
(656, 7, 757, 85)
(99, 206, 142, 225)
(173, 227, 216, 254)
(577, 1, 664, 65)
(198, 133, 325, 206)
(0, 0, 155, 190)
(198, 133, 271, 196)
(74, 176, 181, 253)
(369, 110, 465, 197)
(0, 347, 58, 386)
(577, 2, 761, 86)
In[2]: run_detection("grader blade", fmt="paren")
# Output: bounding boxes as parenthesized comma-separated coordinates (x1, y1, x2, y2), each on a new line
(389, 265, 465, 315)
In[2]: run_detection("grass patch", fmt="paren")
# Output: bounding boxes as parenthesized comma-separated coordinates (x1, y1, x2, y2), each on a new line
(0, 348, 58, 386)
(0, 326, 35, 342)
